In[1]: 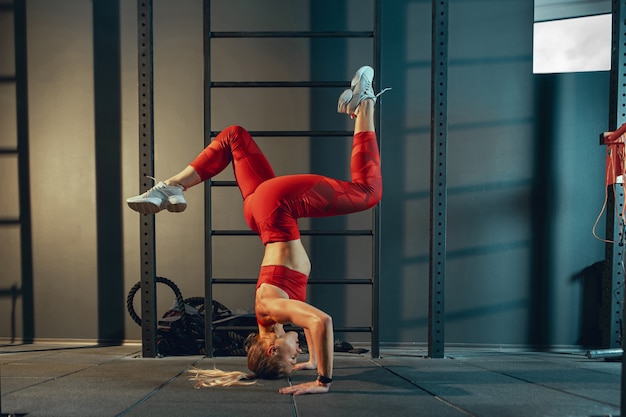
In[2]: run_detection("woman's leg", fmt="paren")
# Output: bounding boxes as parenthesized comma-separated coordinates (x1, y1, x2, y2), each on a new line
(163, 166, 202, 190)
(354, 97, 375, 134)
(303, 65, 383, 215)
(127, 125, 274, 213)
(298, 99, 382, 217)
(349, 98, 381, 205)
(185, 125, 275, 199)
(250, 98, 381, 229)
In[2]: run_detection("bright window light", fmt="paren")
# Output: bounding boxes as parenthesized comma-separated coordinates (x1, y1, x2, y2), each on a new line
(533, 14, 611, 74)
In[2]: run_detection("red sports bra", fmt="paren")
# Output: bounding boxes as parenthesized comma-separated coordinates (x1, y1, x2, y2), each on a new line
(255, 265, 309, 327)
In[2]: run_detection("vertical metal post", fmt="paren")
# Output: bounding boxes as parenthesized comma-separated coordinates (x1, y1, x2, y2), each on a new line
(620, 183, 626, 417)
(428, 0, 448, 359)
(371, 0, 382, 360)
(137, 0, 157, 358)
(203, 0, 214, 358)
(14, 0, 34, 344)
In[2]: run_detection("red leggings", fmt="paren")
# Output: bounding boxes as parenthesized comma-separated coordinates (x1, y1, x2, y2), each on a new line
(190, 125, 382, 244)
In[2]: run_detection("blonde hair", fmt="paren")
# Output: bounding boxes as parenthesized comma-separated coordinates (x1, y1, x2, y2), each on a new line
(189, 333, 292, 388)
(245, 333, 291, 379)
(189, 368, 256, 388)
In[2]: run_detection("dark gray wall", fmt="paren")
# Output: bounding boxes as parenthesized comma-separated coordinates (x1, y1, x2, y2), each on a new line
(378, 0, 607, 347)
(533, 71, 608, 347)
(0, 0, 611, 349)
(380, 0, 541, 345)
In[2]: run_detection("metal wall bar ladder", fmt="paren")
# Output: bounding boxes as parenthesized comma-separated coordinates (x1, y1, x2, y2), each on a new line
(0, 0, 33, 344)
(202, 0, 383, 358)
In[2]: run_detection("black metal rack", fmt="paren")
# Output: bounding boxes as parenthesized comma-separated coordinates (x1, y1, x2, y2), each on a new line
(201, 0, 383, 358)
(135, 0, 383, 359)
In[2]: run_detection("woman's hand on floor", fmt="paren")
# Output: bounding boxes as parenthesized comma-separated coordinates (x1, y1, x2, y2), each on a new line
(279, 380, 330, 395)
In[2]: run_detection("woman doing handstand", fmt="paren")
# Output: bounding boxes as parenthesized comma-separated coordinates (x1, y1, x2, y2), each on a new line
(127, 66, 385, 395)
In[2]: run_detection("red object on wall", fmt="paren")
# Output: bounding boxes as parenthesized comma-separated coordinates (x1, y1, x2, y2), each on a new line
(601, 125, 626, 186)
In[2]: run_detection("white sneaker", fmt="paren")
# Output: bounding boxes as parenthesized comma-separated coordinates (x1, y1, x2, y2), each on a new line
(127, 181, 186, 214)
(337, 66, 390, 117)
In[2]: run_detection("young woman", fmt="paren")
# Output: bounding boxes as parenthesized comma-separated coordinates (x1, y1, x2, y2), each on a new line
(127, 66, 386, 395)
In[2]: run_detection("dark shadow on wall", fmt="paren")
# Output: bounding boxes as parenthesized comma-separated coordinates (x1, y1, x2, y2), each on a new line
(572, 261, 604, 348)
(13, 0, 35, 343)
(530, 75, 556, 348)
(93, 0, 124, 344)
(308, 0, 350, 332)
(376, 0, 412, 343)
(531, 72, 609, 348)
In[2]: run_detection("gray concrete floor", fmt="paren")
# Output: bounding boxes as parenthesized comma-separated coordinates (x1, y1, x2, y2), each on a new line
(0, 343, 620, 417)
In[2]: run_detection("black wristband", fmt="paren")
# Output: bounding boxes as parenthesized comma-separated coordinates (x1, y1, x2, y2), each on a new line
(317, 374, 333, 384)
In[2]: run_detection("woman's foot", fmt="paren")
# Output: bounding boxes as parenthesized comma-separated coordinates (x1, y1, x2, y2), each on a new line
(127, 181, 186, 214)
(338, 66, 390, 118)
(337, 66, 376, 117)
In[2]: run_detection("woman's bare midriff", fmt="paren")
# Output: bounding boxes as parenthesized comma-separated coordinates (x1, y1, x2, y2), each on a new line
(261, 239, 311, 276)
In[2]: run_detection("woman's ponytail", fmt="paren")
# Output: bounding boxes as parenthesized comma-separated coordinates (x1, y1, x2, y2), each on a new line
(189, 368, 256, 388)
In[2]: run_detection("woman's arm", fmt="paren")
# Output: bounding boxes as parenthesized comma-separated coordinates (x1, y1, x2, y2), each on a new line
(294, 328, 316, 371)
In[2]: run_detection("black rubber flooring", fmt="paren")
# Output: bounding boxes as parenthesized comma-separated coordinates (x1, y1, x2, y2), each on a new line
(0, 344, 620, 417)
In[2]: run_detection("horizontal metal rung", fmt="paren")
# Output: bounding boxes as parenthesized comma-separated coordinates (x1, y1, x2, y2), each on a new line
(334, 327, 372, 333)
(211, 230, 259, 236)
(212, 278, 257, 284)
(0, 148, 18, 154)
(211, 81, 348, 88)
(210, 180, 237, 187)
(212, 278, 372, 285)
(0, 4, 14, 11)
(211, 325, 302, 333)
(210, 326, 371, 333)
(212, 326, 257, 332)
(309, 279, 372, 285)
(210, 130, 353, 138)
(292, 229, 373, 236)
(211, 230, 372, 236)
(0, 76, 16, 83)
(0, 219, 20, 225)
(210, 31, 373, 39)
